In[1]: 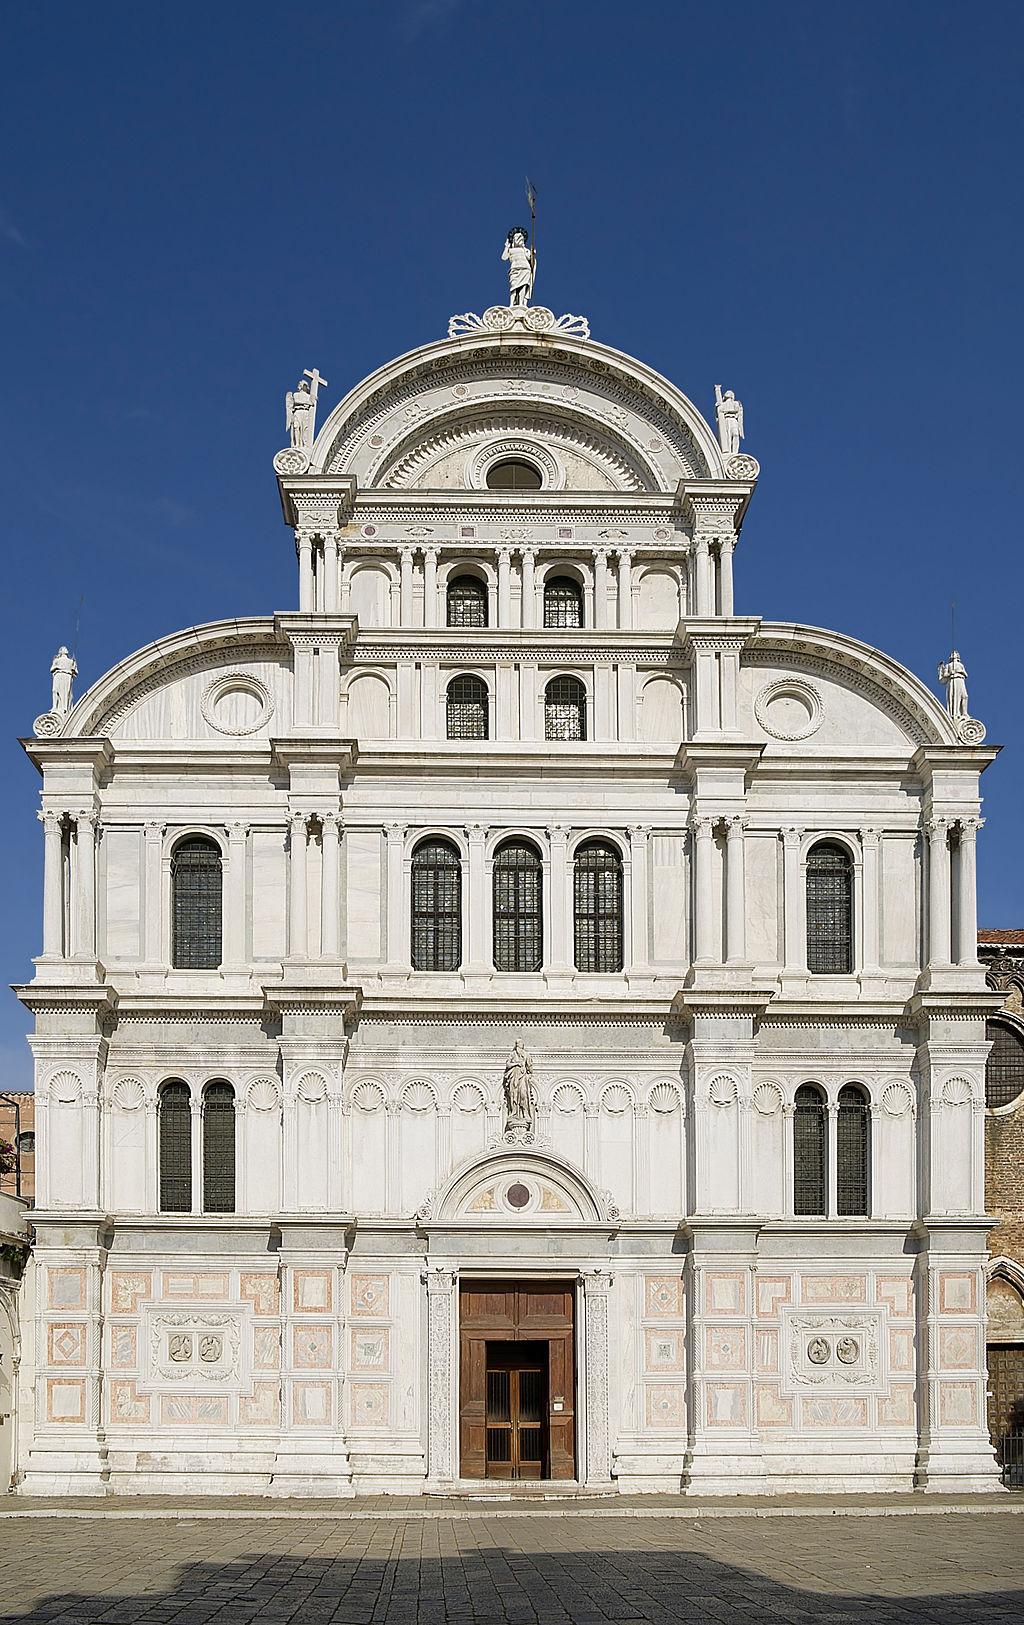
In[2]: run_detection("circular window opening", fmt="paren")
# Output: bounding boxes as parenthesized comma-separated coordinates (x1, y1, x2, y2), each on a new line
(486, 458, 542, 491)
(505, 1181, 531, 1209)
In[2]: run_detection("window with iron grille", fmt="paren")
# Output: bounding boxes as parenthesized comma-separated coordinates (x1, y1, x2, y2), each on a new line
(544, 576, 583, 629)
(446, 674, 489, 739)
(159, 1081, 192, 1213)
(836, 1084, 870, 1216)
(806, 841, 853, 974)
(986, 1021, 1024, 1108)
(486, 458, 542, 490)
(447, 575, 488, 627)
(544, 676, 586, 741)
(202, 1082, 236, 1214)
(411, 839, 462, 971)
(171, 837, 223, 969)
(574, 840, 624, 972)
(793, 1084, 827, 1216)
(493, 840, 543, 972)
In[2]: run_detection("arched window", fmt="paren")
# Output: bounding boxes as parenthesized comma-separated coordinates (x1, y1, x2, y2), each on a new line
(986, 1021, 1024, 1108)
(202, 1081, 235, 1214)
(806, 841, 853, 974)
(837, 1084, 870, 1216)
(574, 841, 624, 973)
(545, 676, 587, 741)
(793, 1084, 827, 1217)
(411, 839, 462, 971)
(447, 574, 488, 628)
(493, 840, 543, 972)
(544, 575, 584, 629)
(486, 458, 542, 491)
(171, 836, 223, 969)
(159, 1081, 192, 1214)
(447, 674, 489, 740)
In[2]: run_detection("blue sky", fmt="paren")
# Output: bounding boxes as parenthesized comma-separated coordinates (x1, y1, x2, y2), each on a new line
(1, 2, 1021, 1086)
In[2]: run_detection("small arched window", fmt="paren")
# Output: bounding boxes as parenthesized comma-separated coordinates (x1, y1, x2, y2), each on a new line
(574, 841, 624, 973)
(411, 839, 462, 971)
(159, 1080, 192, 1214)
(806, 841, 853, 974)
(837, 1084, 870, 1216)
(447, 574, 488, 628)
(986, 1021, 1024, 1108)
(447, 674, 489, 740)
(486, 458, 542, 491)
(171, 836, 223, 969)
(793, 1084, 827, 1217)
(493, 840, 543, 972)
(545, 676, 587, 742)
(544, 575, 584, 629)
(202, 1081, 235, 1214)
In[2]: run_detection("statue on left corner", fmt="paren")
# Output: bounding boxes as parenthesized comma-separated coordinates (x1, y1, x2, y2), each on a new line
(50, 646, 77, 715)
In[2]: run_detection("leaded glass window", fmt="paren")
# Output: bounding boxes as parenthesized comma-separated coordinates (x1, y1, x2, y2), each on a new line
(574, 840, 623, 972)
(171, 836, 223, 969)
(159, 1081, 192, 1214)
(544, 675, 586, 741)
(447, 575, 488, 627)
(412, 839, 462, 971)
(806, 841, 853, 974)
(202, 1082, 235, 1214)
(544, 576, 583, 629)
(493, 840, 543, 972)
(447, 674, 489, 740)
(793, 1084, 827, 1217)
(837, 1084, 870, 1216)
(986, 1021, 1024, 1108)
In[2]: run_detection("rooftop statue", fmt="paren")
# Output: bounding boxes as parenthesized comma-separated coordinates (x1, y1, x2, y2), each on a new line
(285, 368, 329, 451)
(50, 646, 77, 716)
(715, 385, 744, 456)
(502, 226, 535, 308)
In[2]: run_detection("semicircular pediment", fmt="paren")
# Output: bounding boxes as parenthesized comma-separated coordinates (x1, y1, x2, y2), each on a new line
(420, 1147, 617, 1226)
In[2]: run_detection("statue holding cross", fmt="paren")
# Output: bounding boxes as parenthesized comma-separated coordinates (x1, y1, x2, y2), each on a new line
(285, 368, 329, 450)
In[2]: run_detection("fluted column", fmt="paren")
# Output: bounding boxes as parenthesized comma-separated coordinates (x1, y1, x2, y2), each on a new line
(399, 547, 414, 627)
(423, 547, 439, 628)
(288, 813, 308, 960)
(782, 826, 805, 974)
(297, 529, 314, 612)
(691, 815, 716, 965)
(725, 815, 746, 963)
(497, 548, 512, 626)
(956, 817, 982, 966)
(76, 810, 97, 960)
(39, 809, 63, 958)
(927, 817, 951, 968)
(321, 812, 341, 960)
(593, 549, 609, 629)
(521, 549, 536, 628)
(616, 550, 633, 629)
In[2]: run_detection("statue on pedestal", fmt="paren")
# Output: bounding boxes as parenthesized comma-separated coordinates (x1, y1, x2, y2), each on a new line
(502, 1040, 536, 1130)
(50, 647, 77, 715)
(715, 385, 744, 455)
(502, 227, 535, 308)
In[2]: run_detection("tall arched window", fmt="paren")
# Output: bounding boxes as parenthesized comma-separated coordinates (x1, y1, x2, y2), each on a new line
(806, 841, 853, 974)
(544, 575, 584, 629)
(202, 1081, 236, 1214)
(793, 1084, 827, 1217)
(171, 836, 223, 969)
(574, 841, 624, 972)
(986, 1021, 1024, 1108)
(545, 676, 587, 741)
(837, 1084, 870, 1216)
(447, 674, 489, 740)
(493, 840, 543, 972)
(411, 838, 462, 971)
(447, 574, 488, 628)
(159, 1080, 192, 1214)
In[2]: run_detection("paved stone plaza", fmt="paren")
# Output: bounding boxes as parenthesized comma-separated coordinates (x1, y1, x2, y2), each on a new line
(1, 1504, 1022, 1624)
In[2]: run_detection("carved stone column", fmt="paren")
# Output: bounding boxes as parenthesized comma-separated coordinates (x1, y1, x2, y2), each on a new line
(75, 811, 98, 961)
(321, 812, 342, 961)
(288, 813, 308, 961)
(691, 816, 716, 965)
(927, 817, 952, 968)
(39, 809, 63, 959)
(956, 818, 982, 966)
(725, 815, 746, 964)
(425, 1266, 457, 1485)
(582, 1269, 613, 1486)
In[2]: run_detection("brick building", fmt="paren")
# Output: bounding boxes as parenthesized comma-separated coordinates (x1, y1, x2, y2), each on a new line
(0, 1093, 34, 1206)
(979, 930, 1024, 1461)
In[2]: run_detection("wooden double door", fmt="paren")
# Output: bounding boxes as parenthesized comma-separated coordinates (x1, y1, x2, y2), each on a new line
(459, 1281, 576, 1480)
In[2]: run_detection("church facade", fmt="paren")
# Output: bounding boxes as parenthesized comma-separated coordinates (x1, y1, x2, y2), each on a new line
(11, 282, 1004, 1496)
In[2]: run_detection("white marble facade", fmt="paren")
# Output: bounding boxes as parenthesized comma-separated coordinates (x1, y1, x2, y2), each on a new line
(12, 306, 1003, 1497)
